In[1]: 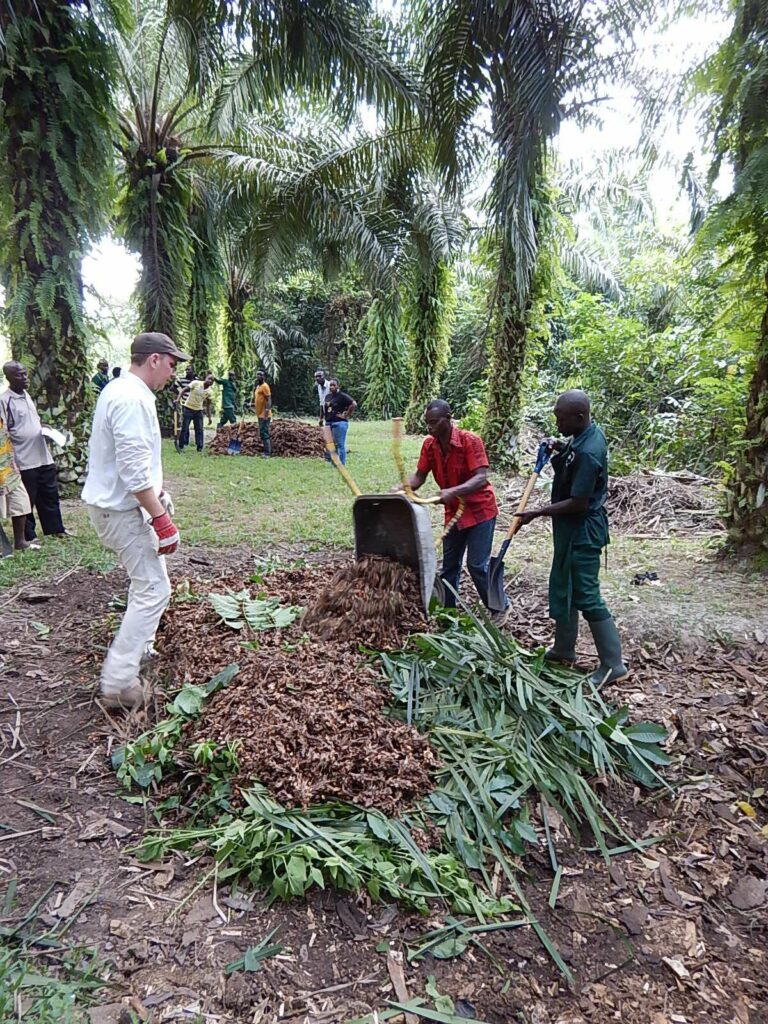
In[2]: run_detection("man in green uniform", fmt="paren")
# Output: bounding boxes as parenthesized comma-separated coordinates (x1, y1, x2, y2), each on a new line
(517, 389, 627, 686)
(215, 371, 238, 427)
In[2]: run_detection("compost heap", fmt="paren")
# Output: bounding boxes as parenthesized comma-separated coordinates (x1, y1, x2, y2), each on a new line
(157, 560, 436, 813)
(301, 555, 426, 646)
(208, 418, 325, 458)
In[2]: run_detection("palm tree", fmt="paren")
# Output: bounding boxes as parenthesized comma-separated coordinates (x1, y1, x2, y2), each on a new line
(701, 0, 768, 550)
(0, 0, 124, 480)
(415, 0, 650, 470)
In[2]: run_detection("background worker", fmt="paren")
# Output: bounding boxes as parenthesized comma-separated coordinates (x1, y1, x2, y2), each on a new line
(178, 371, 213, 452)
(0, 361, 66, 541)
(0, 409, 36, 553)
(92, 359, 109, 393)
(515, 389, 628, 686)
(323, 379, 356, 465)
(404, 399, 508, 624)
(254, 369, 272, 458)
(314, 369, 330, 425)
(112, 366, 122, 381)
(82, 332, 188, 711)
(215, 371, 238, 427)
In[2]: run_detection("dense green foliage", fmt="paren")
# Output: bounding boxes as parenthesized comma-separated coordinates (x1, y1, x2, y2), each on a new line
(2, 0, 768, 547)
(0, 0, 117, 480)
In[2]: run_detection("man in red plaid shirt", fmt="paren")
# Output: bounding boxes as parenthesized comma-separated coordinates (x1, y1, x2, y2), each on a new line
(405, 399, 509, 625)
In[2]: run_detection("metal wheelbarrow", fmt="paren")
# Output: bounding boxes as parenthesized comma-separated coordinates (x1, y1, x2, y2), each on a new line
(323, 425, 460, 615)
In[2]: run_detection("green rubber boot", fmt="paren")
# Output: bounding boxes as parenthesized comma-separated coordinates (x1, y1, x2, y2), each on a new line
(588, 617, 628, 686)
(544, 608, 579, 665)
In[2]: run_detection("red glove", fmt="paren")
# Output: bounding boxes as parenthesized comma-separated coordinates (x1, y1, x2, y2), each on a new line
(151, 512, 180, 555)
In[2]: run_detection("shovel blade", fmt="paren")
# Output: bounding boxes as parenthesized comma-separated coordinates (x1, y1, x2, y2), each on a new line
(0, 522, 13, 559)
(227, 438, 242, 455)
(486, 539, 511, 612)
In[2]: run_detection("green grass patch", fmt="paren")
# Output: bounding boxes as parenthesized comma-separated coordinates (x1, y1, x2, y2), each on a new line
(165, 418, 427, 549)
(0, 942, 106, 1024)
(0, 505, 115, 592)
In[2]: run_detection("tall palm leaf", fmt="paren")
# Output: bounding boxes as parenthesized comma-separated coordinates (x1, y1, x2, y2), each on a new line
(415, 0, 653, 469)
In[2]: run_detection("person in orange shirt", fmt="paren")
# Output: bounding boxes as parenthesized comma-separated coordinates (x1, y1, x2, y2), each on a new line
(253, 370, 272, 458)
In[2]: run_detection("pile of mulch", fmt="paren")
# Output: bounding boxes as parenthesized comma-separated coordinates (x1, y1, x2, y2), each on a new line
(300, 556, 427, 648)
(185, 643, 438, 811)
(208, 419, 325, 458)
(499, 468, 723, 536)
(606, 470, 723, 534)
(155, 561, 436, 813)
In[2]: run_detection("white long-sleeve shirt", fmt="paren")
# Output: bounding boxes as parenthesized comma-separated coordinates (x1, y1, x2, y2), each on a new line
(81, 371, 163, 511)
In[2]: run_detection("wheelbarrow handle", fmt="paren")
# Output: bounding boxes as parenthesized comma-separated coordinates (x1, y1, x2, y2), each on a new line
(323, 425, 362, 497)
(391, 418, 442, 505)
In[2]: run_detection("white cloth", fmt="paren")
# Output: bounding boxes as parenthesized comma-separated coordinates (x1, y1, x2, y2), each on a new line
(81, 371, 163, 511)
(316, 380, 330, 409)
(0, 389, 53, 470)
(87, 505, 171, 694)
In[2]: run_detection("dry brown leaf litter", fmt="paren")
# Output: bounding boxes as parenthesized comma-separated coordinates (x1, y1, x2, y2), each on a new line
(157, 561, 436, 812)
(208, 419, 325, 458)
(500, 468, 723, 536)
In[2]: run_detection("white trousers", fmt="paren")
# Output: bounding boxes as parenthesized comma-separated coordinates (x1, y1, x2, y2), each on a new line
(87, 505, 171, 695)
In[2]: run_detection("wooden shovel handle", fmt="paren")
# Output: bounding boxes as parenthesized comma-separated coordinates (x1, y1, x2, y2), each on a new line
(505, 471, 539, 540)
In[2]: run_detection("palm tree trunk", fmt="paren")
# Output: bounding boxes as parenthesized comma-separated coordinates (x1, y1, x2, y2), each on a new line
(403, 262, 455, 432)
(363, 294, 409, 419)
(482, 277, 526, 474)
(225, 287, 251, 413)
(726, 272, 768, 550)
(1, 1, 114, 483)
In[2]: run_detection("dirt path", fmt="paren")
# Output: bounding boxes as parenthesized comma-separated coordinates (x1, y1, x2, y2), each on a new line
(0, 544, 766, 1024)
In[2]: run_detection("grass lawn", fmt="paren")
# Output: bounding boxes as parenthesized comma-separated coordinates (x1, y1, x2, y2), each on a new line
(0, 420, 427, 590)
(3, 419, 764, 648)
(165, 418, 427, 549)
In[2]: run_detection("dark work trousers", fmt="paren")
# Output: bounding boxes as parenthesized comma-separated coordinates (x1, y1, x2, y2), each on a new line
(179, 408, 205, 451)
(21, 464, 65, 540)
(440, 516, 497, 609)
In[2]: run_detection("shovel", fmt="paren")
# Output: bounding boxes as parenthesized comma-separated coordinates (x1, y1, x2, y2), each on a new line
(227, 412, 246, 455)
(0, 520, 13, 558)
(486, 441, 552, 612)
(173, 407, 181, 453)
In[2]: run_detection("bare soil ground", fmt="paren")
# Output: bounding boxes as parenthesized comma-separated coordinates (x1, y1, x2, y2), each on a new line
(0, 537, 766, 1024)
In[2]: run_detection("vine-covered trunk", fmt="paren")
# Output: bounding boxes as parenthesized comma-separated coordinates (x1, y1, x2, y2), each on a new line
(224, 288, 251, 413)
(363, 294, 409, 419)
(0, 1, 114, 482)
(482, 281, 527, 473)
(726, 273, 768, 550)
(188, 244, 218, 373)
(403, 261, 455, 433)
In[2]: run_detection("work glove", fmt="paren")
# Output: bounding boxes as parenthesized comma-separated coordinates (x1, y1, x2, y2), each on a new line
(159, 489, 175, 516)
(151, 512, 180, 555)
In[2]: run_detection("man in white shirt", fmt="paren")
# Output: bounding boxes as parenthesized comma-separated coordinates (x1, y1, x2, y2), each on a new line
(0, 362, 66, 541)
(82, 332, 190, 711)
(314, 369, 330, 426)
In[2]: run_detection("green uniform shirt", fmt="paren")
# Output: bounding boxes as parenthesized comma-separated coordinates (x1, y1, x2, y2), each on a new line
(216, 377, 237, 409)
(92, 371, 109, 392)
(551, 422, 609, 550)
(548, 423, 610, 621)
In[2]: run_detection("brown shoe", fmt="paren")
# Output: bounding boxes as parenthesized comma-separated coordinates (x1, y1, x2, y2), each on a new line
(100, 681, 147, 711)
(489, 606, 510, 627)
